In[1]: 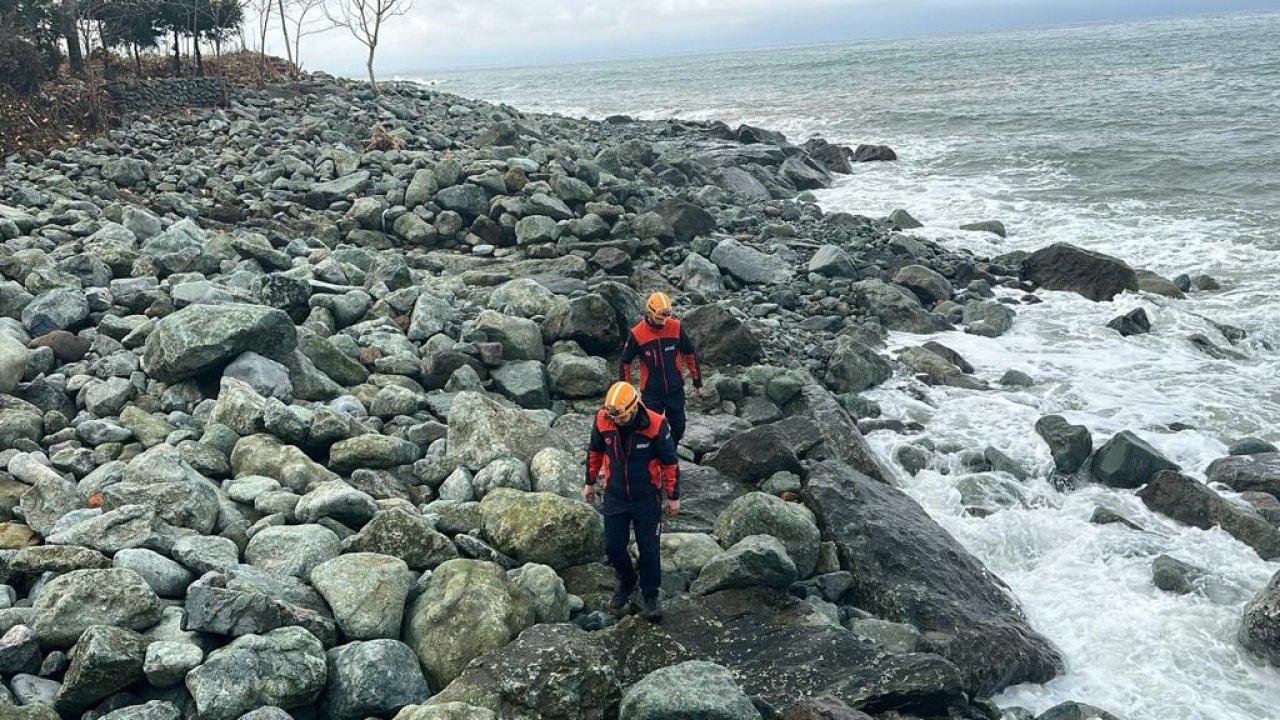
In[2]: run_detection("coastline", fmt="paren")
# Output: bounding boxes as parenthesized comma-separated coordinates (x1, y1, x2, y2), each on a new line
(1, 73, 1277, 719)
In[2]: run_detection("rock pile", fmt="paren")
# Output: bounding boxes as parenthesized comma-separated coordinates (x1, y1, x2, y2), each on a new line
(0, 74, 1139, 718)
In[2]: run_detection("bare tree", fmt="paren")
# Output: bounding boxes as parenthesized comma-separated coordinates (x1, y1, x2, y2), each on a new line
(323, 0, 412, 95)
(242, 0, 273, 83)
(279, 0, 328, 71)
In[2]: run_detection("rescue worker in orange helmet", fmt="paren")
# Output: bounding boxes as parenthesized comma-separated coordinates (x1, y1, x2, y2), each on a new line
(583, 381, 680, 620)
(618, 292, 701, 447)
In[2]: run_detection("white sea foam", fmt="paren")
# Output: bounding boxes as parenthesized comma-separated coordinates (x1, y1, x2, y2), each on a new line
(820, 165, 1280, 717)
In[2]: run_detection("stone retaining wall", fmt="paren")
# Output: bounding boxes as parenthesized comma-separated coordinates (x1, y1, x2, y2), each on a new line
(106, 78, 231, 110)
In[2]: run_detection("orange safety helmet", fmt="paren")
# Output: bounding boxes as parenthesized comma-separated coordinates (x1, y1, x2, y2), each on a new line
(644, 292, 674, 325)
(603, 381, 640, 423)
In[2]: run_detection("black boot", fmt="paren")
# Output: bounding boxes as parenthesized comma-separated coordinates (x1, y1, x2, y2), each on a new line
(636, 591, 662, 621)
(608, 584, 635, 616)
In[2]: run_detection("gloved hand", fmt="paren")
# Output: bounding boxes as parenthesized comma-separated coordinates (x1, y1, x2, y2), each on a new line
(582, 484, 596, 503)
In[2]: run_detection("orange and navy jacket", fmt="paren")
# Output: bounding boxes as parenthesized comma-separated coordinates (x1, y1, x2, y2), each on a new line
(586, 408, 679, 501)
(618, 318, 701, 396)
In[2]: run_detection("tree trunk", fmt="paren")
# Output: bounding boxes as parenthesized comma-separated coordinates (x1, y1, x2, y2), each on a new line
(132, 43, 142, 78)
(61, 0, 83, 74)
(172, 30, 181, 75)
(366, 45, 377, 96)
(194, 36, 204, 76)
(277, 0, 293, 66)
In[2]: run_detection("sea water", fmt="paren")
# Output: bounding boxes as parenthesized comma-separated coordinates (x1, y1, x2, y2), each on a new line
(418, 12, 1280, 719)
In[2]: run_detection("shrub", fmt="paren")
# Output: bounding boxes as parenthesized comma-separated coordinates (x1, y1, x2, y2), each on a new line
(0, 35, 43, 94)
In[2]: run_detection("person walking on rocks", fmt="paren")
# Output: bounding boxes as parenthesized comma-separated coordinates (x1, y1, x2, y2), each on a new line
(618, 291, 702, 446)
(583, 381, 680, 620)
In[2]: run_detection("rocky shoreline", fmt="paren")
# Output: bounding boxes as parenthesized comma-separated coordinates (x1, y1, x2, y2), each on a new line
(1, 74, 1277, 720)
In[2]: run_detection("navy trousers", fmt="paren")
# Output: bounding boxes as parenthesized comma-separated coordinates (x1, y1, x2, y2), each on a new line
(603, 494, 662, 595)
(643, 390, 686, 447)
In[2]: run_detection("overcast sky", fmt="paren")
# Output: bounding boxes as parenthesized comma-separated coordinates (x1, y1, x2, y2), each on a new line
(276, 1, 1273, 76)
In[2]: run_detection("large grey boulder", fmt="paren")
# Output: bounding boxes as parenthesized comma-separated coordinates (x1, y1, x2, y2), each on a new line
(1239, 568, 1280, 666)
(1089, 430, 1178, 488)
(1137, 471, 1280, 560)
(403, 559, 535, 690)
(682, 304, 763, 366)
(310, 553, 411, 640)
(184, 565, 336, 644)
(714, 492, 820, 578)
(21, 287, 89, 335)
(1019, 243, 1139, 302)
(1035, 416, 1093, 474)
(346, 509, 459, 570)
(469, 310, 544, 361)
(541, 294, 620, 355)
(894, 265, 953, 306)
(321, 640, 431, 720)
(426, 623, 617, 719)
(231, 433, 340, 492)
(824, 336, 892, 393)
(804, 461, 1062, 696)
(479, 488, 604, 569)
(710, 238, 792, 285)
(619, 660, 761, 720)
(143, 641, 203, 688)
(690, 535, 796, 595)
(245, 524, 343, 580)
(32, 568, 163, 648)
(330, 434, 422, 474)
(295, 481, 379, 527)
(186, 626, 328, 720)
(112, 548, 194, 599)
(851, 279, 950, 334)
(0, 332, 27, 394)
(446, 391, 569, 467)
(1207, 453, 1280, 498)
(54, 625, 146, 712)
(143, 303, 297, 382)
(601, 587, 964, 715)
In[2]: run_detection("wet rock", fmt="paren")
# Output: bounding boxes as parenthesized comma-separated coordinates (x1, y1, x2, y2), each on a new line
(601, 587, 963, 714)
(1089, 430, 1178, 488)
(825, 336, 892, 393)
(1137, 470, 1280, 560)
(1019, 243, 1138, 302)
(1151, 554, 1205, 594)
(804, 460, 1063, 696)
(1107, 308, 1150, 336)
(851, 144, 897, 162)
(1035, 416, 1093, 474)
(1227, 438, 1278, 457)
(1206, 453, 1280, 497)
(1036, 702, 1122, 720)
(959, 220, 1007, 237)
(894, 265, 953, 306)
